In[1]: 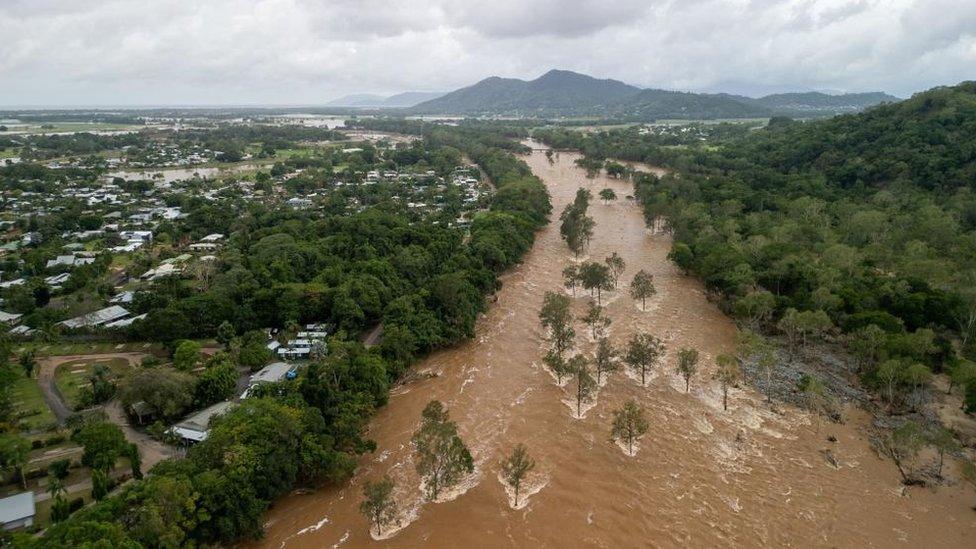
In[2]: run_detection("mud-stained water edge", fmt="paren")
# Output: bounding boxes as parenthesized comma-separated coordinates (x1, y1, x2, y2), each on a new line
(252, 145, 976, 548)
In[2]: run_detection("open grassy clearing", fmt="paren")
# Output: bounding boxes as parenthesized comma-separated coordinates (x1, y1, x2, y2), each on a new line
(9, 371, 57, 431)
(54, 357, 132, 410)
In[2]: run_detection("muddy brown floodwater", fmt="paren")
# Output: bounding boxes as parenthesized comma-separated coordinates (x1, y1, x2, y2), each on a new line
(255, 145, 976, 548)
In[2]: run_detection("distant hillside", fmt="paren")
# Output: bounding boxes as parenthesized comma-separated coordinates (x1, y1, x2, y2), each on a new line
(727, 81, 976, 190)
(739, 91, 900, 116)
(412, 69, 897, 119)
(327, 91, 444, 108)
(413, 70, 641, 115)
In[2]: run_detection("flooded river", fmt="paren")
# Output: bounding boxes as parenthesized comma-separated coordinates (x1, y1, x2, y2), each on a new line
(255, 146, 975, 548)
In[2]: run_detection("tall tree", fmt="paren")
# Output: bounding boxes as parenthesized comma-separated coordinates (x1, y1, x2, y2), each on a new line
(543, 350, 571, 385)
(629, 270, 656, 311)
(610, 400, 649, 456)
(569, 354, 596, 418)
(927, 427, 960, 479)
(605, 252, 625, 287)
(580, 262, 613, 305)
(500, 443, 535, 508)
(625, 333, 665, 386)
(539, 291, 575, 359)
(412, 400, 474, 501)
(880, 421, 926, 486)
(580, 302, 610, 339)
(360, 475, 399, 536)
(594, 337, 619, 385)
(676, 347, 700, 393)
(777, 309, 801, 361)
(19, 350, 36, 379)
(562, 264, 580, 297)
(0, 433, 30, 489)
(714, 354, 740, 411)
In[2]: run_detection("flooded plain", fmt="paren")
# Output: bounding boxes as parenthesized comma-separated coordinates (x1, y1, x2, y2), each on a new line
(255, 146, 976, 548)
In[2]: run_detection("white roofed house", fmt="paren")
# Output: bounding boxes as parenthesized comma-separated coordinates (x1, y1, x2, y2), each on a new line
(59, 305, 132, 330)
(241, 361, 296, 399)
(168, 401, 237, 444)
(0, 492, 35, 531)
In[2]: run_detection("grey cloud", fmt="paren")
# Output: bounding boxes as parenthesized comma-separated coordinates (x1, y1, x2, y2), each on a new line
(0, 0, 974, 105)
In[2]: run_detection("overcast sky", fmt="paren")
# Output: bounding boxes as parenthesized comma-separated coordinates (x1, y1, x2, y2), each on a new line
(2, 0, 975, 106)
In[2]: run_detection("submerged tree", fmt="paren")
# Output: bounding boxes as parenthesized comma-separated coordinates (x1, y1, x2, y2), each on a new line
(580, 302, 611, 339)
(629, 270, 656, 311)
(594, 337, 620, 385)
(927, 427, 960, 479)
(605, 252, 626, 287)
(610, 399, 649, 456)
(880, 421, 926, 486)
(625, 333, 665, 386)
(599, 188, 617, 204)
(714, 354, 740, 411)
(544, 349, 571, 385)
(676, 347, 700, 393)
(569, 354, 597, 418)
(539, 291, 575, 359)
(579, 262, 613, 305)
(412, 401, 474, 501)
(563, 264, 581, 297)
(360, 475, 399, 537)
(500, 443, 536, 508)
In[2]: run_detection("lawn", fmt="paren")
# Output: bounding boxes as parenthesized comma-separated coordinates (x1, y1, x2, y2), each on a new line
(26, 341, 164, 357)
(54, 358, 132, 410)
(9, 371, 57, 432)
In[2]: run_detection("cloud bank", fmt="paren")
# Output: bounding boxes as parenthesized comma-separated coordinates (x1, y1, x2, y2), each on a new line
(1, 0, 974, 105)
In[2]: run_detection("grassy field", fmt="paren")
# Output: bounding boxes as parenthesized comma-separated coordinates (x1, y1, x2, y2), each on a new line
(9, 371, 57, 432)
(54, 358, 132, 410)
(24, 341, 162, 357)
(0, 147, 20, 159)
(8, 122, 141, 135)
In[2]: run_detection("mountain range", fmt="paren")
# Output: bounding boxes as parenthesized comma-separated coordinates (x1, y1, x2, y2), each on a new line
(410, 70, 899, 119)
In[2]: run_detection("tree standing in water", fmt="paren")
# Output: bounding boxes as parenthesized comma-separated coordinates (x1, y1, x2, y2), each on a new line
(714, 354, 740, 411)
(630, 270, 656, 311)
(580, 262, 613, 305)
(605, 252, 626, 288)
(569, 354, 596, 418)
(412, 401, 474, 501)
(544, 349, 571, 385)
(539, 291, 575, 359)
(581, 302, 610, 339)
(563, 264, 581, 297)
(599, 188, 617, 204)
(610, 399, 649, 456)
(594, 337, 620, 384)
(360, 475, 399, 536)
(501, 443, 536, 508)
(676, 347, 700, 393)
(625, 332, 665, 386)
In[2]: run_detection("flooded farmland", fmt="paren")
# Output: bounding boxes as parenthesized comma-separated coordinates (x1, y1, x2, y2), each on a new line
(255, 146, 976, 548)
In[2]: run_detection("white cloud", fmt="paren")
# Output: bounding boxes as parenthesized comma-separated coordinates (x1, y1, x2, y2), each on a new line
(0, 0, 974, 105)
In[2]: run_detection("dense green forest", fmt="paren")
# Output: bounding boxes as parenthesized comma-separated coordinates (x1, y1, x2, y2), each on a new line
(535, 82, 976, 409)
(17, 126, 550, 547)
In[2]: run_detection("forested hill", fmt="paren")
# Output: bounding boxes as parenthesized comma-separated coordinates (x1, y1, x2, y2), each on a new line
(411, 69, 897, 119)
(718, 81, 976, 191)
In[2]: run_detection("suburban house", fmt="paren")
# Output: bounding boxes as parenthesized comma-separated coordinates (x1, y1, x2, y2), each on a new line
(59, 305, 132, 329)
(0, 492, 35, 531)
(240, 361, 295, 399)
(169, 401, 237, 444)
(0, 310, 23, 325)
